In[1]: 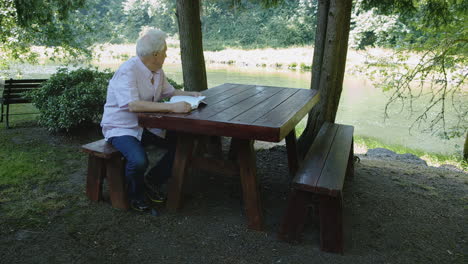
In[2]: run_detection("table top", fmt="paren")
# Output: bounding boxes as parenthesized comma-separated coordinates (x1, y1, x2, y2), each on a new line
(138, 83, 319, 142)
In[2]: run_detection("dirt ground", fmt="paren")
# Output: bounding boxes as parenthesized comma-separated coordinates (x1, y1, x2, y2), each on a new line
(0, 127, 467, 264)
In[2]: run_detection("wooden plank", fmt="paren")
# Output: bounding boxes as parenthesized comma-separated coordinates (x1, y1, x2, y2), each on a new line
(187, 85, 275, 120)
(255, 89, 319, 139)
(315, 125, 354, 196)
(81, 139, 120, 159)
(153, 84, 253, 120)
(202, 83, 253, 105)
(201, 83, 243, 97)
(230, 87, 298, 124)
(166, 133, 195, 211)
(292, 122, 338, 191)
(208, 86, 283, 122)
(138, 114, 280, 142)
(6, 79, 47, 84)
(237, 139, 263, 230)
(5, 84, 43, 89)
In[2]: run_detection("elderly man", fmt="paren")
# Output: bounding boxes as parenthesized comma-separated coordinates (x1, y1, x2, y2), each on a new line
(101, 28, 201, 211)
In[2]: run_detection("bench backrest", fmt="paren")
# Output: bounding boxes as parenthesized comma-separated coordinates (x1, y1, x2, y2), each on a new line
(3, 79, 47, 104)
(293, 122, 354, 196)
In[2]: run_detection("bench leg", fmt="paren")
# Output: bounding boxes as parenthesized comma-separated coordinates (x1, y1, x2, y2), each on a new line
(0, 103, 4, 123)
(5, 103, 10, 129)
(278, 189, 311, 242)
(319, 193, 344, 254)
(106, 155, 129, 210)
(347, 138, 354, 178)
(86, 155, 105, 202)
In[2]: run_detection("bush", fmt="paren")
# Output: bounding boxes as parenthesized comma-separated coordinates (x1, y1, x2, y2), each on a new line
(27, 68, 113, 132)
(28, 67, 183, 132)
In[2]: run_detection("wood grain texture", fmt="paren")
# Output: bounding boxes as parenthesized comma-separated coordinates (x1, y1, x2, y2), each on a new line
(138, 84, 320, 143)
(81, 139, 120, 159)
(106, 155, 129, 210)
(293, 122, 337, 191)
(319, 193, 344, 254)
(166, 133, 195, 211)
(278, 189, 312, 242)
(285, 129, 299, 178)
(85, 155, 105, 202)
(316, 125, 353, 196)
(237, 139, 263, 230)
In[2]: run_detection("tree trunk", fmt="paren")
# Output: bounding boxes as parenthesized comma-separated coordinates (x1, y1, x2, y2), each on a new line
(297, 0, 352, 157)
(176, 0, 208, 92)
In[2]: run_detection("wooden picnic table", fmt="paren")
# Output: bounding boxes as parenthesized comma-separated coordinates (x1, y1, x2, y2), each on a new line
(138, 83, 319, 230)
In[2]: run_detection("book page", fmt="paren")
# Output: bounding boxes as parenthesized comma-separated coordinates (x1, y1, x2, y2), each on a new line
(168, 95, 207, 110)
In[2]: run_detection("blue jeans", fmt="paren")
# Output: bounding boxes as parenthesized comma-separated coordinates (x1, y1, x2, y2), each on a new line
(108, 130, 176, 201)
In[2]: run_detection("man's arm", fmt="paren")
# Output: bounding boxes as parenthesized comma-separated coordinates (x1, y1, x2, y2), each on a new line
(128, 101, 192, 113)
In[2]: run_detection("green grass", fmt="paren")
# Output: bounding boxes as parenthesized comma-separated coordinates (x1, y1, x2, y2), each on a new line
(0, 105, 89, 229)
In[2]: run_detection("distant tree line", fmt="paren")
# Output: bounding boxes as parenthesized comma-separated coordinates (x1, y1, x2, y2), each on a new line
(2, 0, 465, 59)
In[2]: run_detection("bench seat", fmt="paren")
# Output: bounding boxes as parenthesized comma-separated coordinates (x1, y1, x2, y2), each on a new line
(81, 139, 129, 210)
(279, 122, 354, 254)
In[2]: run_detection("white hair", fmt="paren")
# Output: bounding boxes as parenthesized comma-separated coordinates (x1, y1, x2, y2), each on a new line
(136, 28, 167, 57)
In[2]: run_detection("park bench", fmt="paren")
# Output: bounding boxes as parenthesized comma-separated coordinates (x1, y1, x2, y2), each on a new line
(81, 139, 129, 210)
(0, 78, 47, 128)
(278, 122, 354, 254)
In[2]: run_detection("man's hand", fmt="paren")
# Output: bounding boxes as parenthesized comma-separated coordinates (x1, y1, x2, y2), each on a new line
(170, 101, 192, 113)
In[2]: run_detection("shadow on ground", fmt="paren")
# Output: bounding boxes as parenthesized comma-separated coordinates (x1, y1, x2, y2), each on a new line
(0, 126, 466, 264)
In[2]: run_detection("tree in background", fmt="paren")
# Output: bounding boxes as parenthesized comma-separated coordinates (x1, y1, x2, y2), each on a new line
(0, 0, 112, 68)
(359, 0, 467, 159)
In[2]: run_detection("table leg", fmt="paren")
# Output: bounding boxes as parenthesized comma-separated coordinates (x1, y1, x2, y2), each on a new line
(237, 139, 263, 231)
(166, 132, 195, 211)
(285, 128, 299, 177)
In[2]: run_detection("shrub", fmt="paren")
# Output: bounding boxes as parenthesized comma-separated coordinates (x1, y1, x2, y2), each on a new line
(27, 67, 183, 132)
(27, 68, 113, 132)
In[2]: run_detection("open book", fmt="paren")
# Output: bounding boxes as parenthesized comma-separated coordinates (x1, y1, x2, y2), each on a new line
(167, 95, 207, 110)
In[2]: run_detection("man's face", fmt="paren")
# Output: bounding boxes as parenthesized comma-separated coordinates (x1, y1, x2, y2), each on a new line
(153, 43, 167, 69)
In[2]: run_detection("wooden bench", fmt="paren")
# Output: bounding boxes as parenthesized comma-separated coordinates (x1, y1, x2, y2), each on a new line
(81, 139, 129, 210)
(1, 78, 47, 128)
(278, 122, 354, 254)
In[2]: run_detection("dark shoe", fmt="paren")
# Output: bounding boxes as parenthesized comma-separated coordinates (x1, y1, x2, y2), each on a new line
(130, 199, 150, 212)
(146, 185, 166, 203)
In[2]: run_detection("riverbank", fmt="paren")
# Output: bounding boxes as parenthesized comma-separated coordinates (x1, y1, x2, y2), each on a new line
(30, 43, 405, 75)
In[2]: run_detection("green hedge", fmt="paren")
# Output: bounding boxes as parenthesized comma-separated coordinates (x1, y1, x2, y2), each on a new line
(27, 67, 182, 132)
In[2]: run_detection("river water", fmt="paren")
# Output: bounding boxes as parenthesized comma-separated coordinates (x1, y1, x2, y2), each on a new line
(5, 63, 465, 155)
